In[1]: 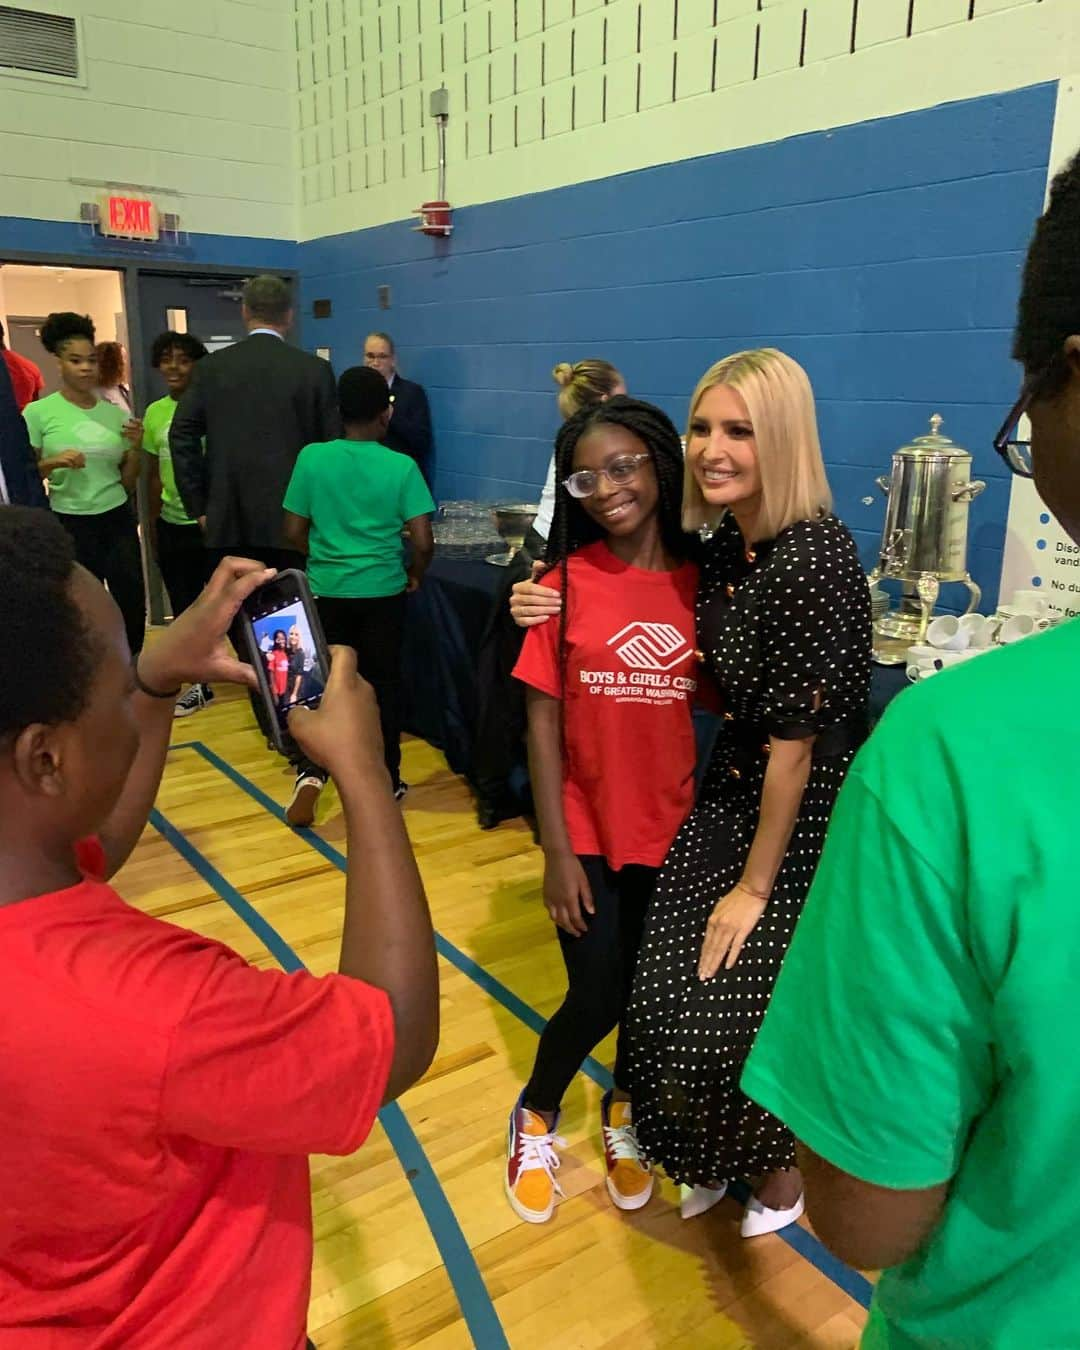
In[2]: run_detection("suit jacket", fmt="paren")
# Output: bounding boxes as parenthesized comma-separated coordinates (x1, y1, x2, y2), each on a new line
(383, 375, 433, 483)
(170, 334, 341, 550)
(0, 354, 47, 508)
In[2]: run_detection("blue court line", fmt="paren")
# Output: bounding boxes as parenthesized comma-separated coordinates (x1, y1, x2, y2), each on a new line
(171, 739, 875, 1312)
(148, 804, 509, 1349)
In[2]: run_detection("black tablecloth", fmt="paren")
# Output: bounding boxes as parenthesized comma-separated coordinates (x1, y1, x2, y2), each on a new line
(401, 555, 912, 821)
(400, 556, 504, 780)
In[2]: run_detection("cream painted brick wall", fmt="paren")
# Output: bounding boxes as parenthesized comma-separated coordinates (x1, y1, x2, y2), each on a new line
(0, 0, 294, 240)
(295, 0, 1079, 242)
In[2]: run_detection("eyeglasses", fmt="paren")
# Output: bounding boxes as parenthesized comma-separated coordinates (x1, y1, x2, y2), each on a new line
(562, 453, 651, 499)
(993, 356, 1061, 479)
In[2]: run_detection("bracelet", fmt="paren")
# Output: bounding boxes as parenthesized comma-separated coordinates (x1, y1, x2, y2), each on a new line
(735, 879, 771, 903)
(133, 661, 182, 700)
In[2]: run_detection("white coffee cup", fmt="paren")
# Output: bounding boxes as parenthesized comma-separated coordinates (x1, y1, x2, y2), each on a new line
(958, 614, 994, 649)
(906, 645, 939, 665)
(927, 615, 970, 652)
(999, 613, 1036, 643)
(1011, 590, 1049, 617)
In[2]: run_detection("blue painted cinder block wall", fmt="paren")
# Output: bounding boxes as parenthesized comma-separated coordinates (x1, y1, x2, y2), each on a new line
(303, 82, 1053, 605)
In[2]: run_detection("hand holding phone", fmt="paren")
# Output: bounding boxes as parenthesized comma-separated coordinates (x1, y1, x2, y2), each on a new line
(136, 555, 275, 694)
(241, 569, 332, 753)
(288, 646, 386, 783)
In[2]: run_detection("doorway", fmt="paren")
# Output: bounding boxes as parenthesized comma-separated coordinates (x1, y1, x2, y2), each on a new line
(0, 263, 127, 396)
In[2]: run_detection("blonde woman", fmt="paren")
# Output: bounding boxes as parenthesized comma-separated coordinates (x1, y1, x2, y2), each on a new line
(511, 350, 871, 1233)
(530, 360, 625, 552)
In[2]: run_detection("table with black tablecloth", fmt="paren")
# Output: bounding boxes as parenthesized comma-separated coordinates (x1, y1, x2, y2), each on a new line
(400, 554, 911, 822)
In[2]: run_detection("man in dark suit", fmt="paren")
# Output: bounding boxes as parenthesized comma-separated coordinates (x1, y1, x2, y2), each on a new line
(363, 332, 434, 484)
(0, 353, 47, 508)
(170, 274, 341, 570)
(170, 275, 341, 781)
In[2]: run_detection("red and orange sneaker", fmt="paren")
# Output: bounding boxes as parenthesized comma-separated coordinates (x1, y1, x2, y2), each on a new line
(505, 1092, 566, 1224)
(601, 1091, 654, 1211)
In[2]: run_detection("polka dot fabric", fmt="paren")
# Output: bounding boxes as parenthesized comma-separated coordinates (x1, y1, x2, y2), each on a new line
(626, 513, 872, 1185)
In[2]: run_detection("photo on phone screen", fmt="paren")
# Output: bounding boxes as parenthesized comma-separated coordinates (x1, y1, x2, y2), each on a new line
(242, 572, 329, 747)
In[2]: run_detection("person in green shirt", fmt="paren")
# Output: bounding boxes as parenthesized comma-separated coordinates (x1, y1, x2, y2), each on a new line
(283, 366, 435, 826)
(741, 144, 1080, 1348)
(23, 312, 145, 654)
(143, 331, 213, 719)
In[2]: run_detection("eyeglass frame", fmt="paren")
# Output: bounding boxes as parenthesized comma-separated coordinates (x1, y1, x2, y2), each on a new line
(993, 353, 1064, 479)
(561, 452, 652, 500)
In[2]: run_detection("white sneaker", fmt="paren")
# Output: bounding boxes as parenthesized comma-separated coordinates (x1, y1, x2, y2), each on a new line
(286, 775, 325, 828)
(740, 1191, 805, 1238)
(680, 1183, 727, 1220)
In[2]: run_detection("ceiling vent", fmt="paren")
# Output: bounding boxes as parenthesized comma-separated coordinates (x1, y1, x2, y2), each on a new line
(0, 6, 79, 81)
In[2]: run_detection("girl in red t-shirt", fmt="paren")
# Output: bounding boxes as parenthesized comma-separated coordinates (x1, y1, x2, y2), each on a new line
(507, 397, 701, 1225)
(265, 630, 290, 707)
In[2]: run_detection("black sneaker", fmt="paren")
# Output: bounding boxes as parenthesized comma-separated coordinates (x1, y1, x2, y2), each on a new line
(394, 781, 409, 803)
(174, 684, 214, 719)
(287, 774, 325, 828)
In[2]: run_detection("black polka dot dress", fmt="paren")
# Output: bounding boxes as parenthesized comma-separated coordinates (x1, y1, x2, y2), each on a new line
(626, 513, 872, 1185)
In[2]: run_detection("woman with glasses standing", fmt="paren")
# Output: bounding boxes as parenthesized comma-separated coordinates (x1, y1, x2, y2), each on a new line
(23, 312, 145, 654)
(504, 397, 701, 1226)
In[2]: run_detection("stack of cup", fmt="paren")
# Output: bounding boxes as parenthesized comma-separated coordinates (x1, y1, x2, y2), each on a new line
(905, 614, 996, 682)
(996, 590, 1053, 644)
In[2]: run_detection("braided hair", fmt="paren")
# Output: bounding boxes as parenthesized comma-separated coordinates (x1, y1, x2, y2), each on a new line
(542, 395, 696, 701)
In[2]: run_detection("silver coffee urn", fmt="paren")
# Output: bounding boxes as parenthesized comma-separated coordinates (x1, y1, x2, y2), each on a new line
(867, 414, 985, 658)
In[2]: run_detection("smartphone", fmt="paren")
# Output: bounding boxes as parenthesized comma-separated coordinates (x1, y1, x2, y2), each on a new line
(240, 569, 330, 752)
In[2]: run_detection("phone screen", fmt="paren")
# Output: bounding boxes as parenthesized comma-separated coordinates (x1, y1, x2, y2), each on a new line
(245, 574, 329, 740)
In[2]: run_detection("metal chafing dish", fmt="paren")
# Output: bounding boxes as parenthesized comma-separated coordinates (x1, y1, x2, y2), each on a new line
(867, 414, 985, 654)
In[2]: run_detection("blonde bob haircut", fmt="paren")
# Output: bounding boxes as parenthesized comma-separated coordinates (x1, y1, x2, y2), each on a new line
(682, 348, 832, 540)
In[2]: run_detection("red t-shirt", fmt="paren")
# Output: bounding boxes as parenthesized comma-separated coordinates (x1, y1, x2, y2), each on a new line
(268, 648, 289, 697)
(513, 541, 699, 869)
(0, 839, 393, 1350)
(3, 347, 45, 411)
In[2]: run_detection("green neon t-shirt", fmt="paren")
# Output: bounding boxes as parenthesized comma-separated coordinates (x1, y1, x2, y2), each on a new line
(283, 439, 435, 599)
(23, 392, 129, 516)
(142, 395, 196, 527)
(743, 620, 1080, 1347)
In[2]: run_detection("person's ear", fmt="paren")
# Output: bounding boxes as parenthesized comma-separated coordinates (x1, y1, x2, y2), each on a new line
(380, 405, 393, 431)
(10, 724, 67, 798)
(1063, 334, 1080, 377)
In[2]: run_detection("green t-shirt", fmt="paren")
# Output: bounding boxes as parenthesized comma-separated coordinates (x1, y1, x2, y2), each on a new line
(23, 392, 130, 516)
(742, 620, 1080, 1348)
(142, 395, 195, 526)
(283, 438, 435, 598)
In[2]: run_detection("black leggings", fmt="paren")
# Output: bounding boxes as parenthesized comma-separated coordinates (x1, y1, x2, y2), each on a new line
(524, 856, 656, 1114)
(55, 502, 145, 654)
(155, 517, 207, 618)
(311, 592, 407, 788)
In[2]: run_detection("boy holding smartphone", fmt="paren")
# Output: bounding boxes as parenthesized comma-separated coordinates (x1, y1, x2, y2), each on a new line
(283, 366, 435, 825)
(0, 508, 438, 1349)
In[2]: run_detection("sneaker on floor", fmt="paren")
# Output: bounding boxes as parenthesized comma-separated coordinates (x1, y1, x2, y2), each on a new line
(174, 684, 213, 719)
(286, 774, 325, 828)
(393, 781, 409, 803)
(601, 1091, 654, 1211)
(505, 1092, 566, 1224)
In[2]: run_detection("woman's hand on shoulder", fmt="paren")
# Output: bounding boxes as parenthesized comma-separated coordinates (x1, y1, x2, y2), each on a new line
(510, 559, 561, 629)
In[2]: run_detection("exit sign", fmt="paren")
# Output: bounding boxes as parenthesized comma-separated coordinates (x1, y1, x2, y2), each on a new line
(101, 195, 159, 241)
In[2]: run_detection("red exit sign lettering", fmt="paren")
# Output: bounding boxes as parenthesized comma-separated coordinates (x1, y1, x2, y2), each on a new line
(101, 195, 159, 241)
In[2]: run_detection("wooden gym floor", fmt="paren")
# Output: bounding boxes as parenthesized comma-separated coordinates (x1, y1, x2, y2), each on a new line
(116, 680, 872, 1348)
